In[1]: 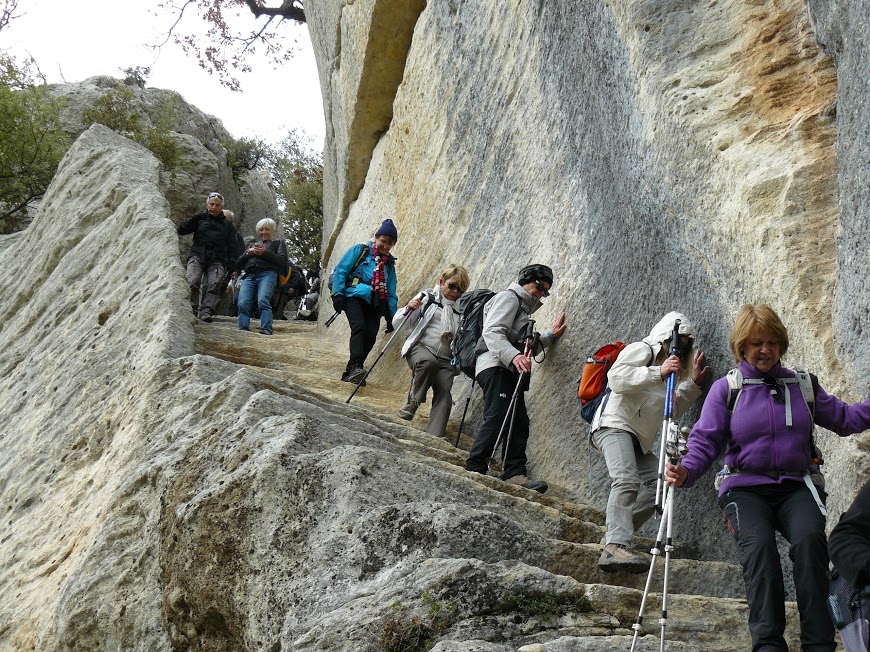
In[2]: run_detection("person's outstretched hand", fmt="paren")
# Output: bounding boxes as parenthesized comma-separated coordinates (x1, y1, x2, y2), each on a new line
(551, 311, 566, 339)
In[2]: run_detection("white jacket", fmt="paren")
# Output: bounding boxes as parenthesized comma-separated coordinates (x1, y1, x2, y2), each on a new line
(595, 311, 703, 453)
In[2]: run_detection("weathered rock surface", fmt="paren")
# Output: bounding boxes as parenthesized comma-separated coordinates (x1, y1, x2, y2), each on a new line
(0, 126, 800, 650)
(309, 0, 870, 562)
(4, 0, 870, 649)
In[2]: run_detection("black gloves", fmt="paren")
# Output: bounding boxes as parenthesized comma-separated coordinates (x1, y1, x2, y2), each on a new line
(332, 294, 346, 313)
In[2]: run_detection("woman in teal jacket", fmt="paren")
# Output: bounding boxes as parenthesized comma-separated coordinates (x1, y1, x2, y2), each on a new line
(330, 219, 399, 383)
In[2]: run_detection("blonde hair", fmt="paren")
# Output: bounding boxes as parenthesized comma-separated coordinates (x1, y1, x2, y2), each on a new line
(729, 304, 790, 362)
(440, 264, 470, 292)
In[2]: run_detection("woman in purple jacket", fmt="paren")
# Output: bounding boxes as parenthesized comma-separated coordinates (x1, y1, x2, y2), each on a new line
(666, 304, 870, 652)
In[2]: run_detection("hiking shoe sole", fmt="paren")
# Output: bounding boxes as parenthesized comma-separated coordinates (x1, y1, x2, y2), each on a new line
(598, 548, 649, 574)
(521, 480, 548, 493)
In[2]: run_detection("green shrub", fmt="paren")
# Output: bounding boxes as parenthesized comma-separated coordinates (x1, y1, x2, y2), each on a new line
(377, 593, 458, 652)
(83, 86, 182, 171)
(82, 85, 141, 138)
(0, 54, 67, 224)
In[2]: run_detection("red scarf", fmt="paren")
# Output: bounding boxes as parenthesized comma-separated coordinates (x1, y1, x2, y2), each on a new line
(370, 243, 388, 301)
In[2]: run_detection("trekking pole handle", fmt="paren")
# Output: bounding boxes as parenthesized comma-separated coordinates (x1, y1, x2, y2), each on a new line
(669, 319, 682, 359)
(662, 320, 681, 419)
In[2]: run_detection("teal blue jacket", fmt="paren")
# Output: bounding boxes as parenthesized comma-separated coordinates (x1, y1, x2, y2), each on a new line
(331, 242, 398, 314)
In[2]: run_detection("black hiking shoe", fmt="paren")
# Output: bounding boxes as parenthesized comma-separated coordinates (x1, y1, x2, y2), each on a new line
(346, 367, 366, 384)
(505, 475, 548, 494)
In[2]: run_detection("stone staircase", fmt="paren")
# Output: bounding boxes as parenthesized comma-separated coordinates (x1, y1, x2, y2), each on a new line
(194, 316, 805, 651)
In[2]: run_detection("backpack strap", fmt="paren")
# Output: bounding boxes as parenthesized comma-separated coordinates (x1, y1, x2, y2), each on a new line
(727, 368, 815, 428)
(420, 290, 442, 318)
(723, 367, 826, 514)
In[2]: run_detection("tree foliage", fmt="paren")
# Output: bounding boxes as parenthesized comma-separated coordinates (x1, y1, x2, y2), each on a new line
(82, 85, 182, 171)
(222, 135, 270, 175)
(266, 129, 322, 269)
(159, 0, 306, 91)
(0, 54, 68, 226)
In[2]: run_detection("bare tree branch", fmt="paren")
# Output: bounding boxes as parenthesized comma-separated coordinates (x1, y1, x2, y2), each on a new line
(0, 0, 21, 33)
(156, 0, 305, 90)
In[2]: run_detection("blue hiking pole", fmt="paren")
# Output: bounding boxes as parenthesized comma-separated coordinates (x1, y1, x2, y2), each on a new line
(654, 320, 683, 514)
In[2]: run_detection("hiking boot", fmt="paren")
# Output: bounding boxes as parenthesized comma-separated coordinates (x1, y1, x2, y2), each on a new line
(346, 367, 366, 384)
(200, 312, 213, 323)
(341, 370, 366, 386)
(598, 543, 649, 574)
(397, 399, 419, 420)
(258, 328, 272, 335)
(505, 475, 548, 494)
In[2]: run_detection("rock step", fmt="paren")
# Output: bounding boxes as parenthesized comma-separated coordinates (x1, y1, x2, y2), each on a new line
(547, 543, 745, 599)
(195, 319, 773, 648)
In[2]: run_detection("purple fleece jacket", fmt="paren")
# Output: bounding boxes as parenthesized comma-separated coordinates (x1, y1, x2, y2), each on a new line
(680, 360, 870, 496)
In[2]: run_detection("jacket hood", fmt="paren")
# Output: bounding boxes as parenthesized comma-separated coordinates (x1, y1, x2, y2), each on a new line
(644, 312, 695, 342)
(642, 311, 696, 357)
(508, 282, 542, 315)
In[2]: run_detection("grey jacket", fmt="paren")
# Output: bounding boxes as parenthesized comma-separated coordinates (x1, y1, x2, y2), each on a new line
(595, 311, 703, 453)
(475, 283, 554, 377)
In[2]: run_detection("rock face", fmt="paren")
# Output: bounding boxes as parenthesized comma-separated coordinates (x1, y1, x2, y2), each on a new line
(309, 0, 870, 559)
(3, 0, 870, 650)
(0, 125, 795, 651)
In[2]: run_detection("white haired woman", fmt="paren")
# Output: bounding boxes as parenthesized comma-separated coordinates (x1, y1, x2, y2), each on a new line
(234, 218, 288, 335)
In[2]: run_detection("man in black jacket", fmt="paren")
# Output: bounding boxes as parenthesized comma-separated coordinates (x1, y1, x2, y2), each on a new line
(177, 192, 240, 321)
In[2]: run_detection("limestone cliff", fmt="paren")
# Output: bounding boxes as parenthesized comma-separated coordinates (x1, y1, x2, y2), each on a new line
(310, 0, 870, 558)
(0, 125, 773, 651)
(3, 0, 870, 650)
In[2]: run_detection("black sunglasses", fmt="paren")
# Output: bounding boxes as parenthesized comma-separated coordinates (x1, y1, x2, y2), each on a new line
(446, 282, 465, 295)
(535, 281, 550, 297)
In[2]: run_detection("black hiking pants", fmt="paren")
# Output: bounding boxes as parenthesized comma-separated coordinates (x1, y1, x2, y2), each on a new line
(465, 367, 529, 480)
(344, 296, 380, 372)
(718, 483, 834, 652)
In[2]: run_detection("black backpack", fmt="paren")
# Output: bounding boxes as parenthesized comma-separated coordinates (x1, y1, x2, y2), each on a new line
(828, 569, 870, 651)
(450, 289, 522, 379)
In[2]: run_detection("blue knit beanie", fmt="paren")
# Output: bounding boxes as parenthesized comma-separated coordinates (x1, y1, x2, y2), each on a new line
(375, 219, 398, 242)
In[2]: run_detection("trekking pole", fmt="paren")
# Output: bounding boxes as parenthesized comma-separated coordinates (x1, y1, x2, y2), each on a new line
(629, 425, 688, 652)
(454, 379, 476, 448)
(346, 293, 425, 404)
(325, 311, 340, 327)
(654, 320, 683, 514)
(489, 324, 537, 471)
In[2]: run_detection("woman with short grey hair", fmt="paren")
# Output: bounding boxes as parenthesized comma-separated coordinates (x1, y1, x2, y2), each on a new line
(233, 218, 288, 335)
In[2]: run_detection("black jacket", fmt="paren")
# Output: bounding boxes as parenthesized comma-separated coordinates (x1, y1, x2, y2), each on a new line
(234, 239, 289, 276)
(829, 478, 870, 587)
(177, 212, 240, 266)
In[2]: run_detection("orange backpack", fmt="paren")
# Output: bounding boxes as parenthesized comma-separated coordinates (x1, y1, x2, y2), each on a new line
(577, 341, 627, 423)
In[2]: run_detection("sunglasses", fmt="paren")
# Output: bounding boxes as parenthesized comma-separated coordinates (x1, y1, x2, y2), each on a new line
(535, 281, 550, 297)
(445, 281, 465, 295)
(207, 192, 224, 201)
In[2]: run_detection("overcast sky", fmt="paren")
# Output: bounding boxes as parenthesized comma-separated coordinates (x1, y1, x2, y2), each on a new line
(1, 0, 325, 148)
